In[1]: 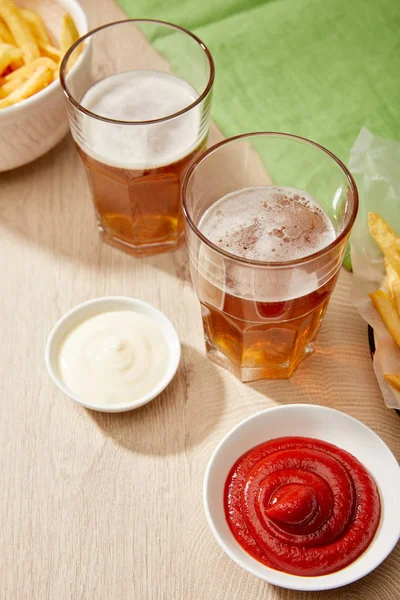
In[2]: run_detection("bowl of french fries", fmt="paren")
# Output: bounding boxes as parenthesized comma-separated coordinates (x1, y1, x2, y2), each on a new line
(365, 213, 400, 403)
(0, 0, 87, 171)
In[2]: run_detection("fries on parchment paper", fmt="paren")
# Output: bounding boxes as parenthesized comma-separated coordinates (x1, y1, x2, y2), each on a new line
(368, 212, 400, 392)
(0, 0, 80, 109)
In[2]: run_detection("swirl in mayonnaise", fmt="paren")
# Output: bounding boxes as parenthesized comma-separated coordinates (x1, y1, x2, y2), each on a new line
(59, 311, 169, 405)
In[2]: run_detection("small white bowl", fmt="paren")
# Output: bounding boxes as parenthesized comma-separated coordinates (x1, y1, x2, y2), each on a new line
(0, 0, 88, 172)
(204, 404, 400, 591)
(45, 296, 181, 412)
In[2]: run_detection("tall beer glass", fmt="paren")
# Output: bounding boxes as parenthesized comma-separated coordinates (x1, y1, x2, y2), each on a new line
(61, 20, 214, 256)
(182, 133, 358, 381)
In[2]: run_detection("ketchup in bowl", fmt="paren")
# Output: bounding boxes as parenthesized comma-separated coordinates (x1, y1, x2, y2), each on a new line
(224, 436, 381, 576)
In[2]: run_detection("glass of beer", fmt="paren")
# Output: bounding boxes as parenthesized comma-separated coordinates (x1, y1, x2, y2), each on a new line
(60, 20, 214, 256)
(182, 133, 358, 381)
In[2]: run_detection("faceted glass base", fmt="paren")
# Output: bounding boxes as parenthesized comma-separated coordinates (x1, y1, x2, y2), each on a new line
(204, 336, 315, 382)
(99, 226, 185, 257)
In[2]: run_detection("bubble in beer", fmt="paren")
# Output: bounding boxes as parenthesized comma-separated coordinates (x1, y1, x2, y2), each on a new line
(199, 186, 336, 262)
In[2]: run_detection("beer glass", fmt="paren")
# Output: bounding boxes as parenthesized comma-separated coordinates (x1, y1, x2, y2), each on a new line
(182, 133, 358, 381)
(61, 20, 214, 256)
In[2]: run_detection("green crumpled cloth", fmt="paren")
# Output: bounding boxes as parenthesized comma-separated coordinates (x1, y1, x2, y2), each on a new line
(117, 0, 400, 162)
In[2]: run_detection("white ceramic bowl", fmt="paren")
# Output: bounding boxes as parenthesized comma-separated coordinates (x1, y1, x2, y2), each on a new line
(204, 404, 400, 591)
(0, 0, 88, 172)
(45, 296, 181, 412)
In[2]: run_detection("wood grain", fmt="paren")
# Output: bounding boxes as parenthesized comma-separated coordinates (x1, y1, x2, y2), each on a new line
(0, 1, 399, 598)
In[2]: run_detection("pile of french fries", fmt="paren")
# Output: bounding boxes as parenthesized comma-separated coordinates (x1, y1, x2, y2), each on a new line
(0, 0, 79, 109)
(368, 212, 400, 392)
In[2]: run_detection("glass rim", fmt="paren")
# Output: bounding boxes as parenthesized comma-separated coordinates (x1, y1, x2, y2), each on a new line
(60, 18, 215, 126)
(182, 131, 359, 268)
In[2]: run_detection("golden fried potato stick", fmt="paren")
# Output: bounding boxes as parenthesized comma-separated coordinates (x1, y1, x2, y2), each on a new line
(370, 289, 400, 348)
(0, 0, 39, 61)
(60, 13, 79, 55)
(0, 17, 14, 43)
(384, 374, 400, 392)
(0, 72, 24, 97)
(0, 64, 52, 108)
(0, 42, 22, 74)
(19, 7, 50, 45)
(58, 13, 81, 76)
(4, 55, 56, 80)
(37, 40, 61, 61)
(385, 258, 399, 297)
(392, 280, 400, 318)
(369, 212, 400, 277)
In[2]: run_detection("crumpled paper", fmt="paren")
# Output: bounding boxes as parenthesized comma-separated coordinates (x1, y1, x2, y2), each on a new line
(349, 127, 400, 408)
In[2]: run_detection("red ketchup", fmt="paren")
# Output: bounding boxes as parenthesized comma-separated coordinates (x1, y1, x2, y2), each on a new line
(224, 437, 381, 576)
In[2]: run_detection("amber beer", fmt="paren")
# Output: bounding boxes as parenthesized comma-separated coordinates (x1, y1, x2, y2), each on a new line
(77, 70, 206, 255)
(194, 185, 338, 379)
(78, 140, 204, 254)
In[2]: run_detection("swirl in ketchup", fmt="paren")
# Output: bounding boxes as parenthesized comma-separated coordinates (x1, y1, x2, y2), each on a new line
(224, 437, 381, 576)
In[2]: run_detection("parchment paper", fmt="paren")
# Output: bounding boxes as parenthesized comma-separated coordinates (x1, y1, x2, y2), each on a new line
(350, 128, 400, 408)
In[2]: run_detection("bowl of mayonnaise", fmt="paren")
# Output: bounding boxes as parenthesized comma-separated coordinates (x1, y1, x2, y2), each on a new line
(45, 296, 181, 412)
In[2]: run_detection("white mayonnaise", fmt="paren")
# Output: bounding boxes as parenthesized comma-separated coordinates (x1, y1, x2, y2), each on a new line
(59, 311, 169, 405)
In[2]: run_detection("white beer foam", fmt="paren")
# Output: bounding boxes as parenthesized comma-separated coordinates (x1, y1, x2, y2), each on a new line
(80, 70, 202, 170)
(200, 186, 335, 262)
(197, 186, 337, 303)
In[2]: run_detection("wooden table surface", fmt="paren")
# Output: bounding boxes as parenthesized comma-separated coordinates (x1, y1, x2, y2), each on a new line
(1, 1, 400, 598)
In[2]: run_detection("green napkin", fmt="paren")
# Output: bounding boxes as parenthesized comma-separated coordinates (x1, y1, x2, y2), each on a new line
(117, 0, 400, 163)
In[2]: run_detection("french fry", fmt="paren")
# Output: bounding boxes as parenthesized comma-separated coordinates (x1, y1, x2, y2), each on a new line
(59, 12, 80, 73)
(368, 216, 400, 372)
(4, 56, 56, 80)
(20, 7, 50, 44)
(368, 212, 400, 277)
(0, 0, 39, 61)
(370, 290, 400, 348)
(392, 279, 400, 318)
(0, 3, 79, 108)
(60, 12, 79, 55)
(385, 258, 399, 297)
(0, 42, 22, 74)
(0, 73, 24, 97)
(0, 17, 14, 43)
(384, 374, 400, 392)
(37, 40, 61, 61)
(0, 64, 52, 108)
